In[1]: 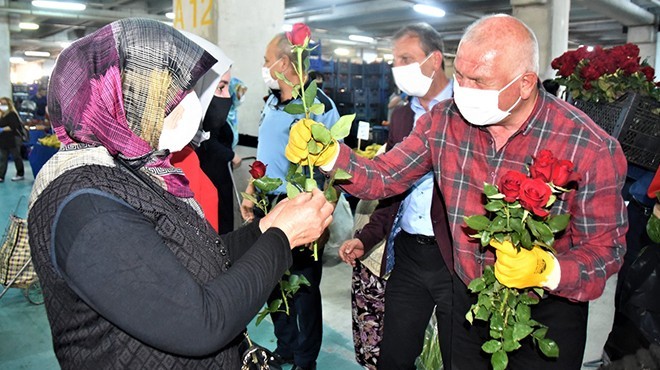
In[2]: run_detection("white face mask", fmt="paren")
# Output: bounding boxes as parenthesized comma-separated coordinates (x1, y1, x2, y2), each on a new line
(158, 91, 203, 153)
(453, 74, 523, 126)
(0, 105, 8, 111)
(391, 54, 435, 97)
(262, 58, 282, 90)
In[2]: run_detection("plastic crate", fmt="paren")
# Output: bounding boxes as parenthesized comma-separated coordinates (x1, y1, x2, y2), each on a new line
(572, 92, 660, 171)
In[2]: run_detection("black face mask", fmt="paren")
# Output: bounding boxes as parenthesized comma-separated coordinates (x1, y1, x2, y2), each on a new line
(202, 96, 232, 131)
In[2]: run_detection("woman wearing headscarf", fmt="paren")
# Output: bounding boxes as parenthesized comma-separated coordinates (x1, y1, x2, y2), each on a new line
(28, 18, 333, 369)
(0, 97, 26, 182)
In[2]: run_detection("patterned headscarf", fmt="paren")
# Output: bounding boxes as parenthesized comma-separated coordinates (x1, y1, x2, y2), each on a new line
(46, 18, 216, 197)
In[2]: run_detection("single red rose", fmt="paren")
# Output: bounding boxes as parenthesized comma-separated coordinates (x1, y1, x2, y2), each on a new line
(249, 161, 267, 179)
(550, 159, 581, 187)
(580, 64, 601, 81)
(583, 81, 592, 90)
(286, 23, 311, 47)
(518, 178, 552, 217)
(622, 59, 640, 75)
(529, 150, 556, 182)
(499, 170, 528, 202)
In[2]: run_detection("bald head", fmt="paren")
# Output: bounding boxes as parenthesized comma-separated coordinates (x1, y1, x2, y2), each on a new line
(458, 14, 539, 77)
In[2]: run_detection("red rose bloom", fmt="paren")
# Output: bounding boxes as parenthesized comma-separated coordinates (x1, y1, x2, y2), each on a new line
(286, 23, 311, 47)
(518, 178, 552, 217)
(529, 150, 556, 182)
(249, 161, 267, 179)
(499, 170, 528, 202)
(551, 159, 581, 187)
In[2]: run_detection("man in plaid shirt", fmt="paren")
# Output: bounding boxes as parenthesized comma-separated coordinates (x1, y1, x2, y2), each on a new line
(287, 14, 627, 369)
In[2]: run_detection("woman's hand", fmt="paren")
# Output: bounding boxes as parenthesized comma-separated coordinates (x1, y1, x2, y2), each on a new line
(260, 188, 334, 248)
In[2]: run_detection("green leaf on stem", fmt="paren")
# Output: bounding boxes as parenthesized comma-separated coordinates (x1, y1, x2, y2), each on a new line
(513, 323, 533, 342)
(305, 178, 317, 192)
(482, 340, 502, 354)
(255, 310, 270, 326)
(304, 80, 317, 109)
(502, 338, 522, 352)
(309, 103, 325, 115)
(547, 214, 570, 233)
(286, 182, 301, 198)
(490, 329, 502, 339)
(275, 71, 292, 86)
(485, 200, 505, 212)
(481, 231, 492, 247)
(538, 338, 559, 357)
(520, 228, 533, 249)
(311, 124, 332, 145)
(545, 194, 557, 208)
(516, 302, 531, 322)
(308, 140, 321, 154)
(532, 327, 548, 340)
(490, 314, 504, 331)
(465, 215, 491, 231)
(466, 308, 474, 324)
(333, 168, 352, 180)
(284, 103, 306, 115)
(330, 113, 356, 140)
(253, 177, 283, 193)
(468, 277, 486, 292)
(484, 183, 499, 197)
(489, 216, 507, 232)
(492, 350, 508, 370)
(303, 57, 310, 76)
(324, 187, 338, 203)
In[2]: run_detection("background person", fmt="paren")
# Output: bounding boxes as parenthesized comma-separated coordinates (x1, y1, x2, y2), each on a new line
(240, 31, 340, 370)
(27, 18, 333, 369)
(338, 23, 454, 370)
(287, 14, 627, 369)
(0, 97, 26, 182)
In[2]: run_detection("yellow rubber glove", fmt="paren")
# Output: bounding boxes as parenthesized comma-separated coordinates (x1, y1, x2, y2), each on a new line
(285, 118, 338, 167)
(490, 239, 555, 289)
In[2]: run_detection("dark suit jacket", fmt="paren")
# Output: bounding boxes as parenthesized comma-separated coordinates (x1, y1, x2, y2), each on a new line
(355, 104, 453, 273)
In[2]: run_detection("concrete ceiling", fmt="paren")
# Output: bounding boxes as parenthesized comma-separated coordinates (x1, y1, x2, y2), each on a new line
(4, 0, 660, 63)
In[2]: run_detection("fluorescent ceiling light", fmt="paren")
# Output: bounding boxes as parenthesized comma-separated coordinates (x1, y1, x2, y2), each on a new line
(383, 53, 394, 60)
(19, 22, 40, 30)
(281, 24, 293, 32)
(10, 57, 26, 64)
(348, 34, 375, 43)
(25, 51, 51, 57)
(60, 41, 72, 48)
(32, 1, 86, 11)
(586, 46, 594, 52)
(334, 48, 350, 56)
(165, 12, 175, 20)
(413, 4, 445, 17)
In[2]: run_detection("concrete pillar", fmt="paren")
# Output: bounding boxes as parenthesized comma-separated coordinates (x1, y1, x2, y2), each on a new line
(173, 0, 284, 137)
(511, 0, 570, 81)
(0, 0, 11, 98)
(627, 25, 657, 72)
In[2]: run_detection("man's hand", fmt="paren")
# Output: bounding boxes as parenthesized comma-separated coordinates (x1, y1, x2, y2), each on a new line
(285, 118, 338, 166)
(339, 238, 365, 267)
(490, 240, 556, 289)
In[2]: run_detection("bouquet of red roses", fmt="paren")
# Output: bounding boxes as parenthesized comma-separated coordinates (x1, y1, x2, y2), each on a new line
(464, 150, 580, 370)
(551, 43, 660, 103)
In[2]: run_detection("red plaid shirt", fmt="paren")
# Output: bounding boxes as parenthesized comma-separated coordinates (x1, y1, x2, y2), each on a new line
(336, 91, 627, 301)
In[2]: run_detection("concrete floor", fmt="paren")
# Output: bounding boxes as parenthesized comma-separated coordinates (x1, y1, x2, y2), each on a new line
(0, 145, 617, 369)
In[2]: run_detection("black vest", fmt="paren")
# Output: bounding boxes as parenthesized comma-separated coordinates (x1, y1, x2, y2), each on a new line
(28, 164, 239, 369)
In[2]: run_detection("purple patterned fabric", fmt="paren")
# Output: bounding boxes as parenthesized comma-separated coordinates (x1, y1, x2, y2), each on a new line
(48, 18, 217, 197)
(352, 260, 387, 369)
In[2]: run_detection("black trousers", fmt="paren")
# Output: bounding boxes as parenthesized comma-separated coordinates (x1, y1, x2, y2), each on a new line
(0, 137, 25, 179)
(267, 246, 323, 369)
(379, 231, 453, 370)
(451, 277, 589, 370)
